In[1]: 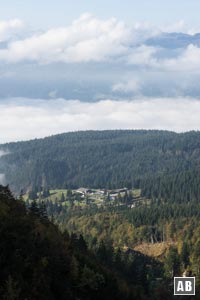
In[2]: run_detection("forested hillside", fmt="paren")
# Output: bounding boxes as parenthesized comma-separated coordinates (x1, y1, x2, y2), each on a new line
(37, 188, 200, 295)
(2, 131, 200, 299)
(1, 130, 200, 194)
(1, 185, 163, 300)
(20, 183, 200, 298)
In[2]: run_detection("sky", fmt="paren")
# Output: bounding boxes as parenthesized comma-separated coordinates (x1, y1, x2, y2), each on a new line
(0, 1, 200, 143)
(0, 0, 200, 29)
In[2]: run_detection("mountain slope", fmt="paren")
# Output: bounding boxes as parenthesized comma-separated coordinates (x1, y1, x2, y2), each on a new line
(0, 185, 151, 300)
(0, 130, 200, 192)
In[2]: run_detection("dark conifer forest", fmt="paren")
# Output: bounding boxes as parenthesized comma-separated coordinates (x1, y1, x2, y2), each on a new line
(1, 130, 200, 194)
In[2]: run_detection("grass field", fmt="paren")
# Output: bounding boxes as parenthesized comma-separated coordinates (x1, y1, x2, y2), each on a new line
(24, 188, 142, 209)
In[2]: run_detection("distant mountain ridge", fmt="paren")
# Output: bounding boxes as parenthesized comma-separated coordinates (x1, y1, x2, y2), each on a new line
(0, 130, 200, 193)
(145, 32, 200, 48)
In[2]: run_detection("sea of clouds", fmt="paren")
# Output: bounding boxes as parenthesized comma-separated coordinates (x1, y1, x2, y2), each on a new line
(0, 97, 200, 143)
(1, 14, 200, 142)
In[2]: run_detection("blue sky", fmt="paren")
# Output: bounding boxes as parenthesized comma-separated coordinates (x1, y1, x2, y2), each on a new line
(0, 0, 200, 29)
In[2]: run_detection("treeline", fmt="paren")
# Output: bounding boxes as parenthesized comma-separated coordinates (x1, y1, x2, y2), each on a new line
(125, 201, 200, 227)
(1, 130, 200, 193)
(138, 169, 200, 203)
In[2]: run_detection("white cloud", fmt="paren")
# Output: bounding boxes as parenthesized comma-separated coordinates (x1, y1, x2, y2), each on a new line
(160, 44, 200, 71)
(112, 79, 141, 93)
(48, 90, 58, 98)
(0, 97, 200, 143)
(0, 19, 24, 42)
(123, 43, 200, 72)
(125, 44, 200, 72)
(160, 21, 200, 35)
(0, 15, 199, 75)
(160, 20, 186, 33)
(0, 14, 132, 63)
(127, 45, 158, 66)
(0, 14, 162, 65)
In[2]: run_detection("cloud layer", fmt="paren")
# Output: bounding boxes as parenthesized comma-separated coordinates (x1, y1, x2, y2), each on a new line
(0, 15, 200, 142)
(0, 15, 200, 101)
(0, 19, 24, 42)
(0, 15, 200, 73)
(0, 97, 200, 143)
(0, 14, 133, 63)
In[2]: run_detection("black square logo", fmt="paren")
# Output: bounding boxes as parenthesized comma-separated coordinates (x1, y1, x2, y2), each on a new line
(174, 277, 195, 296)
